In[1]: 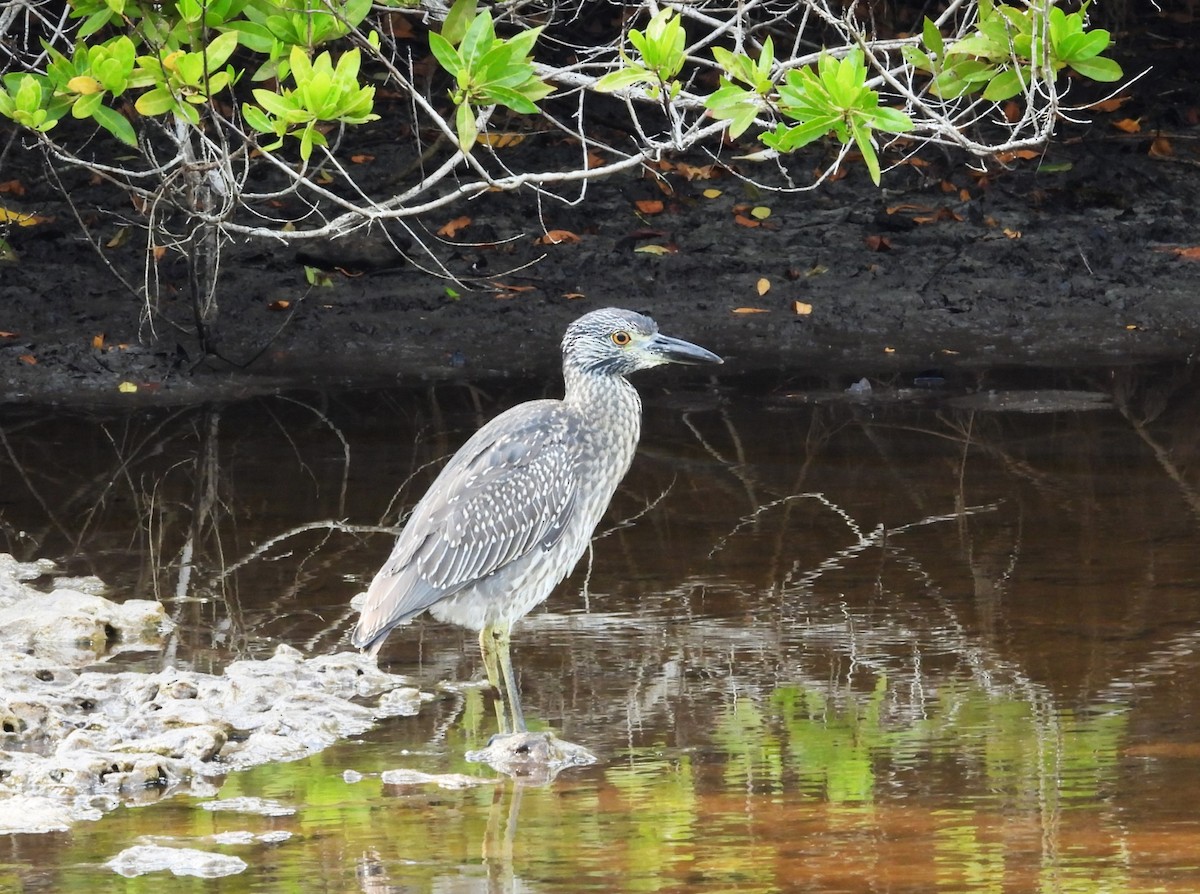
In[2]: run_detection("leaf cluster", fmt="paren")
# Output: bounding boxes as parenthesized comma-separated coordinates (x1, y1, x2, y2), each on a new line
(428, 0, 554, 151)
(903, 1, 1123, 102)
(0, 0, 379, 153)
(594, 8, 687, 100)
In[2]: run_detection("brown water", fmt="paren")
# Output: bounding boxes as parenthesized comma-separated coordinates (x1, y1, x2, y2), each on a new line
(2, 364, 1200, 893)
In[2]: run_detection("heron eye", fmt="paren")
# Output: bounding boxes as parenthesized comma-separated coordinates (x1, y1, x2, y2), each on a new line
(611, 330, 632, 347)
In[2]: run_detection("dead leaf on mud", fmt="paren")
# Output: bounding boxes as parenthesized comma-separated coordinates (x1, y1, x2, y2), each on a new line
(1004, 228, 1022, 239)
(1148, 138, 1174, 158)
(536, 230, 581, 245)
(633, 243, 675, 255)
(18, 354, 36, 365)
(733, 214, 760, 228)
(793, 301, 813, 315)
(0, 207, 49, 227)
(702, 188, 722, 199)
(477, 132, 525, 149)
(635, 199, 664, 215)
(912, 208, 964, 224)
(489, 282, 536, 293)
(437, 216, 471, 238)
(1111, 117, 1142, 133)
(1090, 96, 1131, 113)
(0, 331, 17, 338)
(756, 277, 771, 296)
(91, 334, 104, 350)
(994, 148, 1041, 163)
(0, 180, 26, 196)
(267, 300, 291, 311)
(732, 307, 768, 314)
(1163, 246, 1200, 260)
(562, 292, 586, 300)
(350, 153, 375, 163)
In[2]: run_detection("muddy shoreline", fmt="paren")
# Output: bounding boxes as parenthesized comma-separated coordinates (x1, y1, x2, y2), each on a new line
(2, 27, 1198, 406)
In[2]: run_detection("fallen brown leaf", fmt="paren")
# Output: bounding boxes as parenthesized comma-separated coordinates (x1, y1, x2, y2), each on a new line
(350, 153, 375, 163)
(1167, 246, 1200, 260)
(1111, 117, 1141, 134)
(1090, 96, 1131, 113)
(0, 331, 17, 338)
(562, 292, 586, 300)
(733, 214, 760, 228)
(732, 307, 769, 314)
(536, 229, 581, 245)
(756, 277, 771, 296)
(437, 215, 472, 238)
(793, 301, 813, 315)
(18, 354, 36, 365)
(635, 199, 665, 215)
(1148, 137, 1174, 159)
(91, 333, 105, 350)
(268, 299, 291, 311)
(0, 180, 25, 196)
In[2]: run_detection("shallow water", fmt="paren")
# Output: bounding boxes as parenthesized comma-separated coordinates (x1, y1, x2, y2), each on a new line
(2, 363, 1200, 892)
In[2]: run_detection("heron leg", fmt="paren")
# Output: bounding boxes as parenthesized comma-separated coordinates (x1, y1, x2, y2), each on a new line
(495, 625, 527, 733)
(479, 625, 508, 734)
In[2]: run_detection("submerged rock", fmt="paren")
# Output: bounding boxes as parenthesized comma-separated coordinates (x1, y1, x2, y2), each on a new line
(106, 845, 248, 878)
(465, 731, 597, 784)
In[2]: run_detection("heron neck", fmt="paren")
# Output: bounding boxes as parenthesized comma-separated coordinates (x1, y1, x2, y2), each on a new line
(562, 364, 643, 445)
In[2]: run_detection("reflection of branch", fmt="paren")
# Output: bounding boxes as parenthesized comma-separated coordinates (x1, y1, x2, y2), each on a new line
(219, 520, 399, 580)
(1113, 394, 1200, 522)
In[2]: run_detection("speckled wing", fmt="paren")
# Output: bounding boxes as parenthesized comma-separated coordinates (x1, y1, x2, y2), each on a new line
(351, 401, 579, 650)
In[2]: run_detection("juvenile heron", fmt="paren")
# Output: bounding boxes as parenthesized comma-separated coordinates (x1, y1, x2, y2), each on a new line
(352, 307, 722, 733)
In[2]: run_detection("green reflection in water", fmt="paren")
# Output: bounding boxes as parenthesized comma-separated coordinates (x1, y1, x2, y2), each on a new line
(8, 674, 1153, 894)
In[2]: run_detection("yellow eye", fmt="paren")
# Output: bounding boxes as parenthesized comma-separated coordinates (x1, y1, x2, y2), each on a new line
(611, 330, 632, 347)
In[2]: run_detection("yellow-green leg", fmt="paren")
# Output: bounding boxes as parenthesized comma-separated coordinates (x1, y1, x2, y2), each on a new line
(479, 624, 508, 734)
(479, 623, 526, 734)
(495, 626, 526, 733)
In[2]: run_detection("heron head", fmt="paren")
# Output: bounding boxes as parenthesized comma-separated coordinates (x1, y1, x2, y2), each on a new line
(562, 308, 723, 377)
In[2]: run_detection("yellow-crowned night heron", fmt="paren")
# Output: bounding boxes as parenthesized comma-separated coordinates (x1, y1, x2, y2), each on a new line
(352, 307, 721, 733)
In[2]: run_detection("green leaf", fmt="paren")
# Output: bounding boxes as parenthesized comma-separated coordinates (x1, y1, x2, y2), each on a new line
(866, 106, 914, 134)
(204, 29, 240, 71)
(902, 46, 933, 72)
(983, 67, 1024, 101)
(78, 8, 115, 38)
(223, 21, 276, 54)
(762, 114, 840, 152)
(441, 0, 477, 47)
(91, 103, 137, 145)
(922, 17, 944, 58)
(1057, 30, 1111, 63)
(71, 91, 104, 119)
(459, 10, 495, 72)
(252, 88, 300, 118)
(135, 86, 176, 117)
(455, 101, 476, 152)
(851, 120, 882, 185)
(502, 25, 543, 62)
(594, 66, 654, 92)
(241, 102, 275, 133)
(484, 84, 539, 114)
(1069, 54, 1123, 82)
(429, 32, 463, 77)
